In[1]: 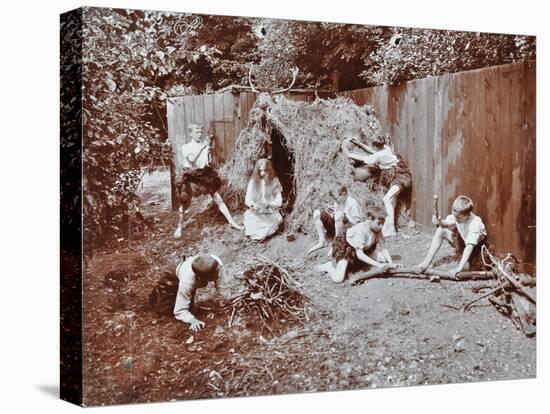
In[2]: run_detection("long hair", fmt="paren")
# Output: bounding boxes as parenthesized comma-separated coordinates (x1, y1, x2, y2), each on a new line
(247, 158, 282, 202)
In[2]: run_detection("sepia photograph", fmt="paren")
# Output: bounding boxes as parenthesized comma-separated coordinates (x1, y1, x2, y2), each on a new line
(60, 5, 536, 407)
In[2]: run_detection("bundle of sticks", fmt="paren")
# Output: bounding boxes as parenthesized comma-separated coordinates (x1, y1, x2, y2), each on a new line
(231, 255, 311, 335)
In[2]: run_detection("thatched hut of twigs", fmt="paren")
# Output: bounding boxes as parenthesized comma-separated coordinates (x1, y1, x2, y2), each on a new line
(219, 94, 397, 234)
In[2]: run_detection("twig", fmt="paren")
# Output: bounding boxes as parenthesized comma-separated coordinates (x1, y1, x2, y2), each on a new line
(462, 281, 510, 311)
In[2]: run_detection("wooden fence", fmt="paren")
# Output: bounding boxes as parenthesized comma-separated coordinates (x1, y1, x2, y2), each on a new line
(167, 61, 536, 267)
(343, 61, 536, 268)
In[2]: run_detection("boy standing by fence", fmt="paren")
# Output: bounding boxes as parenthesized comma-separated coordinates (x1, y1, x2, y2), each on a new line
(173, 123, 243, 238)
(417, 195, 488, 276)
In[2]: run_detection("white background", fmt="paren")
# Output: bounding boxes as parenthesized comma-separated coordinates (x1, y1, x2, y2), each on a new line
(0, 0, 547, 412)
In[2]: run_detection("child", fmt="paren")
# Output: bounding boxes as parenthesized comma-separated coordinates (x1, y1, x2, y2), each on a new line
(243, 158, 284, 240)
(173, 123, 243, 239)
(342, 129, 412, 237)
(417, 195, 487, 276)
(316, 205, 395, 283)
(308, 185, 363, 254)
(173, 254, 224, 332)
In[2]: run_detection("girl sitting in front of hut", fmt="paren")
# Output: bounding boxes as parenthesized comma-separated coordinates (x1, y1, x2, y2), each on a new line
(342, 129, 412, 237)
(173, 123, 243, 239)
(243, 158, 284, 241)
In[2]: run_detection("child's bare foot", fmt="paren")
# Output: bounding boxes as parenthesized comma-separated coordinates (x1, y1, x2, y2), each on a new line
(416, 261, 430, 272)
(315, 262, 333, 273)
(308, 241, 327, 254)
(230, 222, 244, 231)
(174, 227, 183, 239)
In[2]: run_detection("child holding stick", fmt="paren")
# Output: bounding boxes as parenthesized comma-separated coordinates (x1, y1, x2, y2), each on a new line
(316, 205, 396, 283)
(173, 123, 243, 238)
(417, 195, 488, 276)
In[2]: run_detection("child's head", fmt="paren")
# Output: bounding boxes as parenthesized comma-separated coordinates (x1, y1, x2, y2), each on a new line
(252, 158, 276, 182)
(369, 133, 386, 149)
(188, 123, 204, 142)
(329, 185, 348, 205)
(451, 195, 474, 223)
(366, 205, 386, 233)
(192, 255, 222, 284)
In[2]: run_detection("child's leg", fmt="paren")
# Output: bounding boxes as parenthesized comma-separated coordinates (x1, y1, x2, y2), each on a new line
(333, 211, 345, 237)
(174, 205, 185, 239)
(308, 209, 328, 254)
(317, 259, 348, 283)
(212, 192, 244, 230)
(382, 185, 401, 237)
(417, 227, 453, 270)
(331, 259, 349, 283)
(173, 183, 192, 239)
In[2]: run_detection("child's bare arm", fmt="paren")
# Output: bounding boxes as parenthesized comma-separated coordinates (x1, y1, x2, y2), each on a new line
(356, 248, 386, 268)
(186, 143, 209, 165)
(349, 138, 376, 154)
(380, 248, 393, 266)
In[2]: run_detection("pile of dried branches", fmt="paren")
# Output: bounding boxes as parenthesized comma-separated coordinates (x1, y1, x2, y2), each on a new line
(220, 95, 394, 233)
(230, 255, 311, 335)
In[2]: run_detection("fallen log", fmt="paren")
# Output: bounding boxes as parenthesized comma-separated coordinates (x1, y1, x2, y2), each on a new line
(349, 266, 495, 286)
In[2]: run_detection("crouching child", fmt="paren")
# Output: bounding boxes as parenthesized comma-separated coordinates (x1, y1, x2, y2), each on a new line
(417, 195, 487, 276)
(316, 205, 395, 283)
(308, 185, 363, 254)
(173, 254, 224, 331)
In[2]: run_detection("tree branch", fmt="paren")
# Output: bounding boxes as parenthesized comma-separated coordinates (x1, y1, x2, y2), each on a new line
(348, 266, 496, 286)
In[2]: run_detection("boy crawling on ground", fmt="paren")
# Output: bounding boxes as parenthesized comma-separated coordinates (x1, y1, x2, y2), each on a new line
(417, 195, 487, 276)
(307, 185, 363, 254)
(173, 254, 224, 331)
(316, 205, 397, 283)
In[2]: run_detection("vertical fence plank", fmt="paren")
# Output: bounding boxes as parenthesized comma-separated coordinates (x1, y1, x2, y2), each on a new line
(521, 61, 536, 269)
(203, 94, 217, 166)
(213, 93, 226, 162)
(223, 92, 236, 161)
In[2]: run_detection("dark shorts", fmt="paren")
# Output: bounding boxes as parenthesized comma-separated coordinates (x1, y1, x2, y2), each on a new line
(378, 156, 412, 191)
(332, 234, 379, 270)
(320, 209, 350, 239)
(353, 156, 412, 192)
(176, 166, 224, 209)
(450, 229, 490, 271)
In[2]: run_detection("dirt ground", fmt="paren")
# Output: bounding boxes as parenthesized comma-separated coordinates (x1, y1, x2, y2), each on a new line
(82, 197, 536, 406)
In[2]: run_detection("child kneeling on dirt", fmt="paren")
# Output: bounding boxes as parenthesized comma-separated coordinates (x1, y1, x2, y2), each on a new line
(174, 254, 224, 332)
(316, 205, 396, 283)
(417, 195, 487, 276)
(308, 185, 363, 254)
